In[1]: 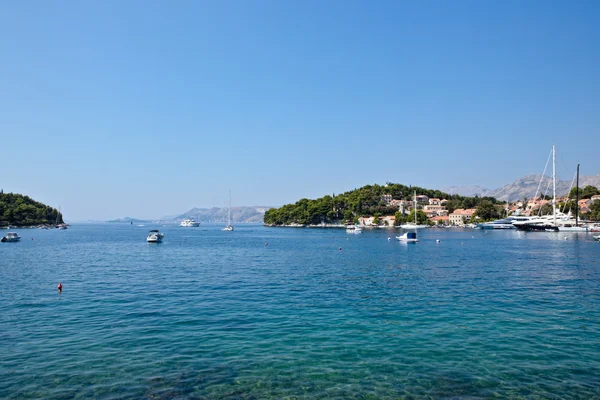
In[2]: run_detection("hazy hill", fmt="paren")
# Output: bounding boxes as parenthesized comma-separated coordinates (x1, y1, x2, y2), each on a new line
(107, 217, 152, 223)
(440, 185, 489, 198)
(177, 206, 271, 223)
(444, 174, 600, 201)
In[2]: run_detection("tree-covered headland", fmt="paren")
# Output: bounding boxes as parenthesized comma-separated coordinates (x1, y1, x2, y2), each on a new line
(0, 191, 64, 227)
(264, 183, 500, 226)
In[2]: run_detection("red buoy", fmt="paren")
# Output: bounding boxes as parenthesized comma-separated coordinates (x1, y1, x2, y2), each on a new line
(57, 283, 63, 293)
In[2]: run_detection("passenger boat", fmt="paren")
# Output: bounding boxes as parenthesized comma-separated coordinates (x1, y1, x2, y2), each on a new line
(180, 218, 200, 227)
(1, 232, 21, 242)
(147, 230, 164, 243)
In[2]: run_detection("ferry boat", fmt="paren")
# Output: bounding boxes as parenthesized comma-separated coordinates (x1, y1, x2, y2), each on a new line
(180, 218, 200, 227)
(1, 232, 21, 242)
(147, 230, 164, 243)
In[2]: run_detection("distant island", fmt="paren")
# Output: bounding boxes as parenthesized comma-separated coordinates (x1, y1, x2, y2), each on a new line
(107, 217, 152, 224)
(106, 206, 271, 225)
(176, 206, 271, 224)
(0, 191, 64, 227)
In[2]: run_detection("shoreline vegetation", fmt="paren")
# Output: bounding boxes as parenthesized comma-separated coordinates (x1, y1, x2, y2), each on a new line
(0, 192, 64, 228)
(264, 182, 501, 227)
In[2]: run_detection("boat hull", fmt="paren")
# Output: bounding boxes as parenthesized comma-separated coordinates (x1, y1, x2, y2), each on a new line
(514, 224, 559, 232)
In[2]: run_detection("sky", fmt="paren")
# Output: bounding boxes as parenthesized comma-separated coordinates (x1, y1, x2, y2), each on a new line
(1, 0, 599, 221)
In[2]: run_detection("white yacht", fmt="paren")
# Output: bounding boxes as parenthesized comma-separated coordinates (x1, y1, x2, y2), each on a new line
(180, 218, 200, 227)
(346, 225, 363, 234)
(1, 232, 21, 242)
(222, 190, 234, 231)
(147, 230, 164, 243)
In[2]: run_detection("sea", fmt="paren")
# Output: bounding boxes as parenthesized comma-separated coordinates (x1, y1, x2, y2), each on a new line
(1, 224, 600, 399)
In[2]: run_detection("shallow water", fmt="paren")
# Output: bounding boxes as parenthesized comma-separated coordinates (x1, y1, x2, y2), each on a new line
(1, 224, 599, 399)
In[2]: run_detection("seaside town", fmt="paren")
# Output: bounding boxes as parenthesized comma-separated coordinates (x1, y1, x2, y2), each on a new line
(357, 193, 600, 227)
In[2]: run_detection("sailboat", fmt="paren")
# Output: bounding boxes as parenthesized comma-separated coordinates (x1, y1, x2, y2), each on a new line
(222, 190, 234, 231)
(399, 191, 428, 229)
(558, 163, 590, 232)
(396, 191, 420, 242)
(56, 206, 68, 230)
(513, 145, 581, 232)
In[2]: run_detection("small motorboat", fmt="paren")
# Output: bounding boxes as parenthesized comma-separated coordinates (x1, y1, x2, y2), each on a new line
(396, 232, 419, 243)
(1, 232, 21, 242)
(346, 225, 363, 234)
(594, 235, 600, 241)
(147, 230, 164, 243)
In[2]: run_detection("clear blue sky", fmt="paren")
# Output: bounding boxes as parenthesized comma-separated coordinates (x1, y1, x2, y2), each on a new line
(1, 1, 599, 221)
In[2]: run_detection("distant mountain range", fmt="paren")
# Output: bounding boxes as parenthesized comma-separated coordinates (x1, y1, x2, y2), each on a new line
(107, 217, 152, 223)
(442, 174, 600, 201)
(175, 206, 271, 223)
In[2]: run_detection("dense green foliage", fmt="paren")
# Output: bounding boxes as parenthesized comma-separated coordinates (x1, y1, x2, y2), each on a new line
(473, 200, 501, 221)
(569, 185, 600, 199)
(0, 192, 63, 226)
(588, 201, 600, 221)
(264, 183, 499, 225)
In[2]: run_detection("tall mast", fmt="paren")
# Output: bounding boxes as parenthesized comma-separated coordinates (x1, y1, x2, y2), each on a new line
(552, 144, 556, 226)
(575, 163, 580, 226)
(228, 190, 231, 226)
(414, 190, 417, 225)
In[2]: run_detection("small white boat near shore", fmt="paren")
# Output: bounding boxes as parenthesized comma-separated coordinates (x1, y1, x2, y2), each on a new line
(346, 225, 363, 234)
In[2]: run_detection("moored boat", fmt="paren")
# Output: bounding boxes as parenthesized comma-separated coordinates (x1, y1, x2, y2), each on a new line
(1, 232, 21, 242)
(346, 225, 363, 234)
(222, 190, 235, 232)
(396, 232, 419, 242)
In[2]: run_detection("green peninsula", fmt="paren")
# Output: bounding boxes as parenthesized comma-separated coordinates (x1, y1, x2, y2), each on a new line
(264, 183, 500, 226)
(0, 191, 64, 227)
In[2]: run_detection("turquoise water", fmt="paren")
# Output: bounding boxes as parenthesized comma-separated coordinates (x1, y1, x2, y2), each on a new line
(1, 224, 600, 399)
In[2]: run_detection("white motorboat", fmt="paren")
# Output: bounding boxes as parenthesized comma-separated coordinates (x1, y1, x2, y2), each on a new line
(1, 232, 21, 242)
(147, 230, 164, 243)
(396, 232, 419, 242)
(222, 190, 235, 232)
(594, 235, 600, 241)
(180, 218, 200, 227)
(346, 225, 363, 234)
